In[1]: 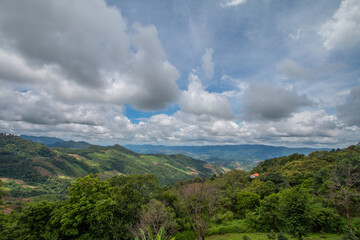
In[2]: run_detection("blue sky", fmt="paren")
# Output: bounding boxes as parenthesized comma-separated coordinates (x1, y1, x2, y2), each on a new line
(0, 0, 359, 147)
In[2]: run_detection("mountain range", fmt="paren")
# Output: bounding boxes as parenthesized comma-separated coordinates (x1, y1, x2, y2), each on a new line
(125, 144, 330, 170)
(0, 134, 223, 199)
(19, 135, 329, 171)
(20, 135, 91, 149)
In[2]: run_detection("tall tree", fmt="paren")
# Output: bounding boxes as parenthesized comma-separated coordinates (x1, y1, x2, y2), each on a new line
(134, 199, 177, 239)
(330, 156, 360, 235)
(178, 181, 220, 240)
(278, 186, 313, 240)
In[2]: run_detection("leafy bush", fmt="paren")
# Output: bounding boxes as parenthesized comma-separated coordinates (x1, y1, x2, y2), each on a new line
(350, 217, 360, 239)
(207, 219, 247, 235)
(212, 210, 234, 224)
(173, 230, 196, 240)
(235, 191, 260, 218)
(312, 204, 345, 233)
(242, 234, 251, 240)
(244, 211, 261, 232)
(277, 232, 289, 240)
(267, 230, 276, 239)
(341, 229, 358, 240)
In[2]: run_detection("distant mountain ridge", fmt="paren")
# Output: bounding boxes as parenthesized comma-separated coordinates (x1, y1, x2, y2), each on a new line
(19, 135, 91, 149)
(20, 135, 64, 145)
(125, 144, 330, 170)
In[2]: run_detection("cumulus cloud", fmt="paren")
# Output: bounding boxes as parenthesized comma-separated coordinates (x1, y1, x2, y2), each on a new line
(319, 0, 360, 50)
(242, 82, 314, 121)
(336, 86, 360, 127)
(179, 73, 235, 120)
(220, 0, 247, 8)
(0, 0, 179, 110)
(267, 110, 339, 138)
(201, 48, 214, 79)
(0, 85, 124, 126)
(0, 88, 355, 147)
(246, 110, 353, 147)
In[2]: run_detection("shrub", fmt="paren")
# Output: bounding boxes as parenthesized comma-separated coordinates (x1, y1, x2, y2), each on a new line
(206, 219, 247, 236)
(242, 234, 251, 240)
(312, 204, 345, 233)
(267, 230, 276, 240)
(173, 230, 196, 240)
(341, 229, 358, 240)
(235, 191, 260, 218)
(212, 210, 234, 224)
(277, 232, 289, 240)
(244, 211, 261, 232)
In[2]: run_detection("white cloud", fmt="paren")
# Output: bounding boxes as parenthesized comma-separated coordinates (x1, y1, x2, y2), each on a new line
(0, 0, 179, 110)
(0, 86, 125, 126)
(201, 48, 214, 79)
(319, 0, 360, 50)
(246, 110, 355, 147)
(1, 91, 357, 147)
(220, 0, 247, 8)
(179, 73, 235, 120)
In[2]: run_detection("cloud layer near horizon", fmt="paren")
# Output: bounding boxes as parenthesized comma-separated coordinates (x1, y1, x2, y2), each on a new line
(0, 0, 359, 148)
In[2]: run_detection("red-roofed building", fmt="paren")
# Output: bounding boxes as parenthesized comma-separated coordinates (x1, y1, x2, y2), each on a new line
(250, 173, 259, 179)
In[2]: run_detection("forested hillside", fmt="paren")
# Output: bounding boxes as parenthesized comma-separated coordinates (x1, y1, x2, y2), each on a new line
(1, 134, 359, 239)
(0, 134, 223, 199)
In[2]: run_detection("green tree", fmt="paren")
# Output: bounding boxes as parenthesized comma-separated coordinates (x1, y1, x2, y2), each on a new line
(259, 172, 288, 192)
(258, 193, 281, 232)
(278, 187, 313, 240)
(254, 180, 276, 199)
(50, 174, 119, 239)
(17, 201, 55, 239)
(235, 191, 260, 218)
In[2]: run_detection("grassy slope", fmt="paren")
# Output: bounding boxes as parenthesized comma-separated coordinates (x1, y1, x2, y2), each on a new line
(0, 135, 224, 195)
(59, 145, 224, 185)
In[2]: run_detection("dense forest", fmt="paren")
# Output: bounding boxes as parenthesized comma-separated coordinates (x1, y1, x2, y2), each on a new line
(0, 134, 359, 239)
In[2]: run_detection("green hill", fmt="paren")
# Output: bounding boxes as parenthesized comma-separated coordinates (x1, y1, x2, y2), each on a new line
(48, 140, 91, 149)
(125, 144, 330, 170)
(0, 134, 224, 198)
(250, 144, 360, 187)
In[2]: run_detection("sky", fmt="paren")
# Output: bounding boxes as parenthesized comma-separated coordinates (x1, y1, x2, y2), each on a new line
(0, 0, 359, 148)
